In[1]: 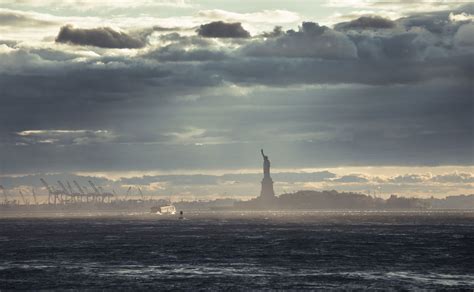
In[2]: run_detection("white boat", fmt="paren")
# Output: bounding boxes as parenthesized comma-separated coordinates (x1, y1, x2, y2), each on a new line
(151, 204, 176, 215)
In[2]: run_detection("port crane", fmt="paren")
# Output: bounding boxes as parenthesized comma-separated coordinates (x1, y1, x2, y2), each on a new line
(31, 188, 38, 205)
(65, 181, 80, 203)
(0, 185, 9, 205)
(67, 181, 74, 195)
(19, 190, 28, 205)
(124, 186, 132, 201)
(57, 181, 70, 203)
(73, 180, 88, 202)
(73, 180, 85, 195)
(41, 178, 62, 205)
(87, 181, 113, 203)
(88, 180, 100, 202)
(88, 180, 100, 194)
(138, 187, 145, 201)
(98, 186, 114, 203)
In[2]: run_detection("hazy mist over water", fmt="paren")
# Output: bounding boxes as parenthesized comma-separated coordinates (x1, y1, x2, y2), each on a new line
(1, 211, 473, 290)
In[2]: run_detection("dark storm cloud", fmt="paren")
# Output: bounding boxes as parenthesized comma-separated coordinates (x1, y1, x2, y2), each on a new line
(399, 4, 474, 34)
(261, 26, 285, 38)
(349, 33, 420, 60)
(1, 81, 471, 174)
(203, 54, 472, 86)
(242, 22, 357, 59)
(55, 25, 146, 48)
(0, 6, 473, 174)
(334, 16, 396, 30)
(0, 11, 56, 27)
(143, 32, 233, 61)
(197, 21, 251, 38)
(1, 10, 472, 97)
(401, 13, 451, 34)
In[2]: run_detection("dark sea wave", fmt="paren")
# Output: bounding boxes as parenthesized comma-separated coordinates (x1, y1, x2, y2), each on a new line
(0, 211, 473, 290)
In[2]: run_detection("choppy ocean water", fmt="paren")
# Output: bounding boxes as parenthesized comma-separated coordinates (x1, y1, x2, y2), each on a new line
(0, 211, 473, 290)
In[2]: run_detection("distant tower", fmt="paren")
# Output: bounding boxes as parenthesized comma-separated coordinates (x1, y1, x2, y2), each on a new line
(260, 149, 276, 200)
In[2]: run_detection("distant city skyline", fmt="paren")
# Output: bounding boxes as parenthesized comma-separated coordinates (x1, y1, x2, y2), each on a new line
(0, 0, 473, 198)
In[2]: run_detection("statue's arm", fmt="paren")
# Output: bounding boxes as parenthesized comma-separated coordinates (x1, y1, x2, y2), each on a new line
(261, 149, 265, 157)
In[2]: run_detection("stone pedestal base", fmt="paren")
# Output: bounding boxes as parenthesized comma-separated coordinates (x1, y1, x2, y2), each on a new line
(260, 176, 276, 200)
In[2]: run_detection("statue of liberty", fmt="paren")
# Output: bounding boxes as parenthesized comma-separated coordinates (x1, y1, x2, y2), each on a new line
(260, 149, 275, 200)
(261, 149, 271, 178)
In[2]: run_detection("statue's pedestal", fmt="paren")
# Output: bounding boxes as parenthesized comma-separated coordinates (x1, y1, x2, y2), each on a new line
(260, 176, 276, 200)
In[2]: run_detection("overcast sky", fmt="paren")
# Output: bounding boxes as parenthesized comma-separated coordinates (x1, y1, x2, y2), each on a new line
(0, 0, 472, 199)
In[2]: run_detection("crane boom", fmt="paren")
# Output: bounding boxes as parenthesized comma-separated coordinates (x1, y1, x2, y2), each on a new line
(40, 178, 52, 204)
(57, 181, 70, 195)
(73, 181, 85, 194)
(31, 188, 38, 205)
(88, 181, 100, 194)
(67, 181, 74, 194)
(0, 185, 8, 204)
(19, 190, 27, 205)
(125, 186, 131, 200)
(40, 178, 53, 194)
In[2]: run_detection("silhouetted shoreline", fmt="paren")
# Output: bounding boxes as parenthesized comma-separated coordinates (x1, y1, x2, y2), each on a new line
(1, 191, 473, 217)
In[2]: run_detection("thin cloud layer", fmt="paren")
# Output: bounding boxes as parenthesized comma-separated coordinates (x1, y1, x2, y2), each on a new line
(1, 0, 191, 10)
(0, 10, 56, 27)
(243, 22, 357, 59)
